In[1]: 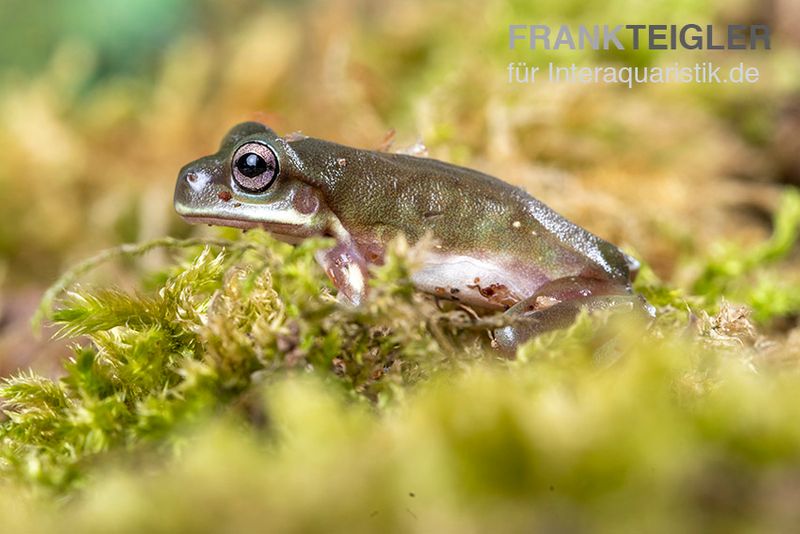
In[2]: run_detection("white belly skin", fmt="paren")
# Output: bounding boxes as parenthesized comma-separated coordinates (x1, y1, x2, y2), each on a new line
(410, 253, 549, 310)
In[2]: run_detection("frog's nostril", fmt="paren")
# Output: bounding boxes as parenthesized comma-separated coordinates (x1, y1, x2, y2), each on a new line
(181, 168, 214, 193)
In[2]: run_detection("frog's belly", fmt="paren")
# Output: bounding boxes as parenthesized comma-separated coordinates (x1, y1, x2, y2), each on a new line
(411, 254, 551, 310)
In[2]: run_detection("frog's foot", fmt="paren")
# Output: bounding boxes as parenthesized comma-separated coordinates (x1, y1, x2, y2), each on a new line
(315, 242, 369, 306)
(492, 276, 653, 352)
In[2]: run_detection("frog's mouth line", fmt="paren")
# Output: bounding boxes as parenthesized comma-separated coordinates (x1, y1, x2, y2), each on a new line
(180, 215, 263, 230)
(180, 215, 314, 244)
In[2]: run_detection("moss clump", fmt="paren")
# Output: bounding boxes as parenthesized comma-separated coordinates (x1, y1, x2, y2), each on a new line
(2, 234, 467, 492)
(691, 188, 800, 322)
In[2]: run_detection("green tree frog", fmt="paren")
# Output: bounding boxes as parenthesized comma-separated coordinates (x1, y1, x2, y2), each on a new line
(175, 122, 651, 350)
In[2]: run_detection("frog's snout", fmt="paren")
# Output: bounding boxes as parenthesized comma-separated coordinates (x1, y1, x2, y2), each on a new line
(174, 165, 205, 217)
(174, 156, 226, 218)
(177, 163, 213, 193)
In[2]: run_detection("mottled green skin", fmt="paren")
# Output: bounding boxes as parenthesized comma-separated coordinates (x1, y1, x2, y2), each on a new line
(289, 137, 632, 286)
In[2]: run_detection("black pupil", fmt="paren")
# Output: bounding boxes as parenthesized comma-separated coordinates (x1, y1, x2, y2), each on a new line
(237, 153, 267, 178)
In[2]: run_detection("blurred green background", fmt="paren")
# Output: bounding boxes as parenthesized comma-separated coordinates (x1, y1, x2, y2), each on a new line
(1, 0, 800, 530)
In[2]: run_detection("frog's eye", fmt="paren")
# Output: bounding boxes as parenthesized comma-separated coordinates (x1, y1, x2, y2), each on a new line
(231, 142, 279, 192)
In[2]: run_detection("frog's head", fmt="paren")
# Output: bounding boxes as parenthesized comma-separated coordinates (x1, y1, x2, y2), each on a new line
(174, 121, 324, 238)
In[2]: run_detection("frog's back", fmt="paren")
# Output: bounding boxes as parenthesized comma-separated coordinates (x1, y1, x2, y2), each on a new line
(291, 138, 632, 287)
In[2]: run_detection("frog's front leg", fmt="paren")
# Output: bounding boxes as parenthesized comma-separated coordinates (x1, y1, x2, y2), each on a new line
(315, 241, 369, 306)
(492, 276, 652, 352)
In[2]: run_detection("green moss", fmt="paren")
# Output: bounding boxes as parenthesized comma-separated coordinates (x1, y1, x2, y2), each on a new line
(3, 234, 459, 491)
(1, 195, 799, 530)
(692, 188, 800, 321)
(2, 323, 799, 532)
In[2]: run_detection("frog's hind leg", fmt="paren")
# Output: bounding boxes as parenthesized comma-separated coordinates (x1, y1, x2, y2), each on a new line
(492, 276, 651, 352)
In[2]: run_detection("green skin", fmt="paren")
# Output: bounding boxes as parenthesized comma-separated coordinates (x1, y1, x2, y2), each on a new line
(174, 122, 646, 349)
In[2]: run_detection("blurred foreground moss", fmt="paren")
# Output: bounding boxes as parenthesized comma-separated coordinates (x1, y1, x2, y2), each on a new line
(1, 221, 800, 531)
(3, 323, 800, 532)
